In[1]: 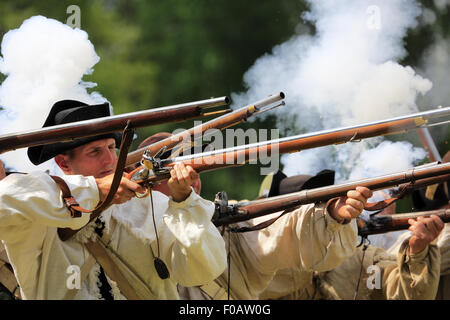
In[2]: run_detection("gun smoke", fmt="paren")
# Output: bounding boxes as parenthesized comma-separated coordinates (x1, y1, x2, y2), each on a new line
(0, 15, 107, 173)
(232, 0, 435, 183)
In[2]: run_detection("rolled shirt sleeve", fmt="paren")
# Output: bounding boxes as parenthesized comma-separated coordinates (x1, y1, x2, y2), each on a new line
(162, 188, 227, 287)
(384, 239, 441, 300)
(316, 239, 440, 300)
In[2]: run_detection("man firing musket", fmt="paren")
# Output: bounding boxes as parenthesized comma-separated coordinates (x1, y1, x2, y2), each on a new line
(0, 93, 286, 300)
(0, 99, 230, 300)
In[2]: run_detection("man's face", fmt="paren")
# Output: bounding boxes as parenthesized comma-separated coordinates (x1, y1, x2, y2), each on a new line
(57, 138, 117, 178)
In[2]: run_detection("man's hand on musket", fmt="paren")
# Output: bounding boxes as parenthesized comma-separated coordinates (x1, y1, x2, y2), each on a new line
(169, 162, 199, 202)
(407, 215, 444, 254)
(328, 186, 373, 223)
(95, 174, 146, 205)
(0, 160, 5, 180)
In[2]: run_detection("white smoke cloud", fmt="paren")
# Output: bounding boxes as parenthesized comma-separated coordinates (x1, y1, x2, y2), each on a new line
(348, 140, 427, 180)
(417, 36, 450, 110)
(0, 15, 107, 173)
(232, 0, 432, 181)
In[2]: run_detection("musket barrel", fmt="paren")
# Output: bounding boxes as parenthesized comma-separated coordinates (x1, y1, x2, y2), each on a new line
(213, 162, 450, 226)
(127, 106, 450, 188)
(390, 209, 450, 222)
(252, 92, 285, 109)
(0, 96, 230, 154)
(125, 93, 285, 167)
(162, 106, 450, 164)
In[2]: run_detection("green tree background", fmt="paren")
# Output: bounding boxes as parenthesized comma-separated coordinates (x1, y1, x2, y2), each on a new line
(0, 0, 449, 204)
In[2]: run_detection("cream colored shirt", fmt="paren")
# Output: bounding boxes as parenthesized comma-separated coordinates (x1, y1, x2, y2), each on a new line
(0, 171, 227, 299)
(180, 203, 359, 299)
(180, 208, 441, 300)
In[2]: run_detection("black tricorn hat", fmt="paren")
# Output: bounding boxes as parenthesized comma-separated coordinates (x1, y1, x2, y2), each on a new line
(27, 100, 122, 165)
(258, 169, 335, 198)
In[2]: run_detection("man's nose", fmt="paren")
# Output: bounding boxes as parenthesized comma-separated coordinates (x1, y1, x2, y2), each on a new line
(102, 149, 116, 165)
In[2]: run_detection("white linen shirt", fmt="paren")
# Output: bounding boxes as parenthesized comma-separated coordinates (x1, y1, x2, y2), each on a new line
(0, 171, 227, 299)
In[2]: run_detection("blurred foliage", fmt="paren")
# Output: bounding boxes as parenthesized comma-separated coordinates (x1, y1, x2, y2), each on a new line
(0, 0, 449, 203)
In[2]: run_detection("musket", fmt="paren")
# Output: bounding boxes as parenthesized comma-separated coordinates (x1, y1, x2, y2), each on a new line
(56, 94, 285, 242)
(125, 92, 285, 167)
(357, 208, 450, 237)
(417, 127, 442, 162)
(0, 96, 230, 154)
(211, 162, 450, 227)
(127, 106, 450, 187)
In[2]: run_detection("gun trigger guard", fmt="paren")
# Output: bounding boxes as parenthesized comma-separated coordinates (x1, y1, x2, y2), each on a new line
(135, 188, 150, 198)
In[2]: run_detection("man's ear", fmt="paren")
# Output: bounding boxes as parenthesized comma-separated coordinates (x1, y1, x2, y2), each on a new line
(54, 154, 71, 174)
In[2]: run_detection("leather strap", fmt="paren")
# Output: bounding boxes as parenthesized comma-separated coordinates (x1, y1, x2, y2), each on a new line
(51, 176, 91, 218)
(229, 197, 350, 233)
(362, 183, 413, 212)
(62, 255, 96, 300)
(229, 207, 294, 233)
(91, 231, 159, 299)
(84, 240, 140, 300)
(363, 197, 399, 211)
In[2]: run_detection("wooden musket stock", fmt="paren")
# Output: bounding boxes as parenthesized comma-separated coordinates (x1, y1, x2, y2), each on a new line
(357, 209, 450, 237)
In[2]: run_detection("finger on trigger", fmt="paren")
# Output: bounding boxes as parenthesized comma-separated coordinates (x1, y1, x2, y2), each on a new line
(123, 178, 146, 194)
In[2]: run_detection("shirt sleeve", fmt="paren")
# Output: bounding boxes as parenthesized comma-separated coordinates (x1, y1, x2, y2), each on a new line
(437, 223, 450, 276)
(251, 202, 358, 273)
(161, 188, 227, 287)
(314, 238, 441, 300)
(383, 238, 441, 300)
(0, 171, 98, 241)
